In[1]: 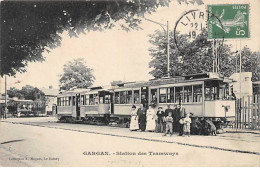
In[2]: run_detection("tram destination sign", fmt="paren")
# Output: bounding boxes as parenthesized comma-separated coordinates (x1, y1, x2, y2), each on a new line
(207, 4, 249, 39)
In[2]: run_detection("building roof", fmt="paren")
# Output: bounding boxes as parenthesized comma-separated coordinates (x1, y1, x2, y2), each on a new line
(40, 88, 59, 96)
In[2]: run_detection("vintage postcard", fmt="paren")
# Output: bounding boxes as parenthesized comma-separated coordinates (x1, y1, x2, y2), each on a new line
(0, 0, 259, 167)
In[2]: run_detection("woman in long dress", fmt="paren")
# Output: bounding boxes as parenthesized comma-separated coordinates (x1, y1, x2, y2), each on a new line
(146, 105, 156, 132)
(129, 105, 139, 131)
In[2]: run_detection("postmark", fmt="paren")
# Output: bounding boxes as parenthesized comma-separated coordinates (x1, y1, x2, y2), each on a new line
(174, 9, 225, 56)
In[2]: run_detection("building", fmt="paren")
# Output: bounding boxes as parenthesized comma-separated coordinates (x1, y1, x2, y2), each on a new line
(40, 87, 59, 116)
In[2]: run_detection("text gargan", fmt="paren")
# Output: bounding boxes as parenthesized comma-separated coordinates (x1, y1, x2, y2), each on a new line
(83, 151, 110, 155)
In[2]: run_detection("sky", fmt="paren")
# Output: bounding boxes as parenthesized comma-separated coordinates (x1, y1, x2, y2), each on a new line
(0, 0, 259, 93)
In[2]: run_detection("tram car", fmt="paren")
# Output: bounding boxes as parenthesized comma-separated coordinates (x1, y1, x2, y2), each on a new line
(57, 87, 113, 123)
(112, 72, 235, 123)
(57, 72, 236, 124)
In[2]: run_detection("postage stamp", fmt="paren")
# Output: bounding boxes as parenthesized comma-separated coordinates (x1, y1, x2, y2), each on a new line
(207, 4, 249, 39)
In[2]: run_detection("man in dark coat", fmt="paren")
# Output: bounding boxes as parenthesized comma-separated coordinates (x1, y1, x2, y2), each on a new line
(172, 104, 179, 133)
(137, 104, 147, 131)
(156, 107, 165, 133)
(175, 104, 183, 136)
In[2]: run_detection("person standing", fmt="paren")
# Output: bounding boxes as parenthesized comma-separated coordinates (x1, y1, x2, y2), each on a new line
(137, 104, 147, 132)
(175, 104, 183, 136)
(129, 105, 139, 131)
(155, 107, 165, 133)
(163, 112, 173, 136)
(165, 105, 173, 132)
(183, 113, 192, 137)
(172, 104, 178, 133)
(0, 107, 3, 120)
(146, 104, 156, 132)
(165, 104, 173, 118)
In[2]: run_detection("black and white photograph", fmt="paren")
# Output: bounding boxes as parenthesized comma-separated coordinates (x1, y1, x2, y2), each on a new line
(0, 0, 259, 167)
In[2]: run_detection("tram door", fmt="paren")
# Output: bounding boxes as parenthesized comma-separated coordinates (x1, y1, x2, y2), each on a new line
(141, 87, 149, 108)
(98, 91, 114, 114)
(75, 94, 80, 120)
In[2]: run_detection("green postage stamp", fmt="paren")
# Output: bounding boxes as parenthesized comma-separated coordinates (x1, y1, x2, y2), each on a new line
(207, 4, 249, 39)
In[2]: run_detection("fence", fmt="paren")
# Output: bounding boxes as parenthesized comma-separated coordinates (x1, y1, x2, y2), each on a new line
(235, 95, 260, 130)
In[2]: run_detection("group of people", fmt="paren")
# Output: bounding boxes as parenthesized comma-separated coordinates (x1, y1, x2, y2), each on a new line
(129, 104, 192, 137)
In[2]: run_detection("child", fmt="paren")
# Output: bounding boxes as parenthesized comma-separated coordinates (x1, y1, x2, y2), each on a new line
(183, 113, 192, 137)
(163, 112, 173, 136)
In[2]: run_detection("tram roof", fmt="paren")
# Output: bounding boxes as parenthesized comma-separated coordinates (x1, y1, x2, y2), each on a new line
(58, 87, 112, 96)
(114, 72, 224, 89)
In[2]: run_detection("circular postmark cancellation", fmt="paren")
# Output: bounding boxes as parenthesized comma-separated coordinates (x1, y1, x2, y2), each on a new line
(174, 9, 225, 56)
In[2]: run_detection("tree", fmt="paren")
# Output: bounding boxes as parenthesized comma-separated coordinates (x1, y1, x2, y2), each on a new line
(240, 47, 260, 81)
(59, 58, 95, 90)
(7, 87, 24, 99)
(7, 85, 44, 100)
(0, 0, 171, 77)
(148, 28, 259, 80)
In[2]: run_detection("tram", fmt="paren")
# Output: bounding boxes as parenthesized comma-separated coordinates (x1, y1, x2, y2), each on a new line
(57, 87, 113, 123)
(57, 72, 236, 124)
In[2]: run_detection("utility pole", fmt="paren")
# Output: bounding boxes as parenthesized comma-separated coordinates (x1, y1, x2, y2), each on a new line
(5, 75, 7, 107)
(144, 18, 170, 78)
(166, 21, 170, 78)
(4, 75, 7, 118)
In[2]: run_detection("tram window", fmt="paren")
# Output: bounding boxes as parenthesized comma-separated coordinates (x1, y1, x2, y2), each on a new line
(134, 90, 140, 104)
(67, 97, 70, 106)
(68, 97, 71, 106)
(94, 94, 99, 105)
(167, 87, 174, 103)
(57, 98, 60, 106)
(60, 97, 63, 106)
(205, 87, 218, 100)
(115, 92, 120, 104)
(81, 95, 85, 105)
(151, 89, 158, 104)
(64, 97, 66, 106)
(72, 96, 76, 106)
(126, 91, 132, 104)
(89, 94, 94, 105)
(85, 95, 89, 105)
(159, 88, 167, 103)
(175, 87, 183, 104)
(120, 91, 126, 104)
(105, 95, 111, 104)
(99, 97, 104, 104)
(205, 81, 219, 100)
(184, 86, 192, 103)
(63, 97, 65, 106)
(219, 85, 225, 99)
(193, 85, 202, 102)
(89, 94, 98, 105)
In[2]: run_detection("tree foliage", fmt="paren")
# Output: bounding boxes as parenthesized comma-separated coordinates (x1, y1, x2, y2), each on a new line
(0, 0, 171, 77)
(7, 85, 44, 101)
(240, 47, 260, 81)
(59, 58, 95, 90)
(148, 29, 260, 80)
